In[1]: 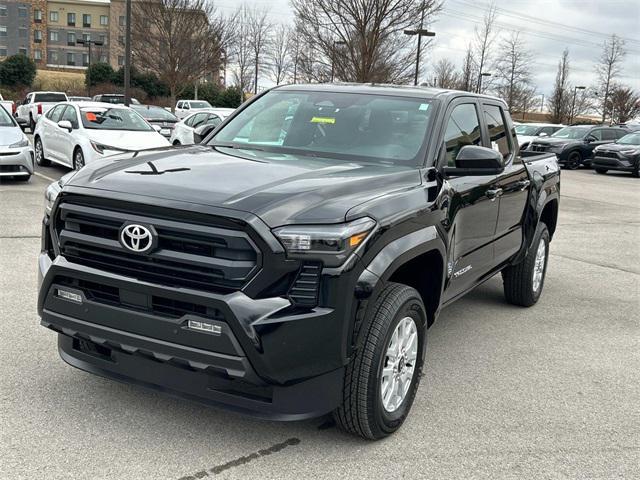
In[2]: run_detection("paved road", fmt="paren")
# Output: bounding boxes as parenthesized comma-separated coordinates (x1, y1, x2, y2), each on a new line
(1, 151, 638, 479)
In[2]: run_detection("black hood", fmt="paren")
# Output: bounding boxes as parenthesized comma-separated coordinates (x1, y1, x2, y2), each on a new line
(66, 145, 422, 227)
(531, 137, 579, 147)
(596, 142, 637, 152)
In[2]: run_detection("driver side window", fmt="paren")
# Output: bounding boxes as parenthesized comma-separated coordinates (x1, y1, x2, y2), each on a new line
(48, 104, 65, 122)
(443, 103, 482, 166)
(60, 105, 79, 129)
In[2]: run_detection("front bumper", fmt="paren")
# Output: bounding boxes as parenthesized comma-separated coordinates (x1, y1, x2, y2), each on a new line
(592, 155, 638, 172)
(0, 146, 34, 176)
(38, 247, 352, 420)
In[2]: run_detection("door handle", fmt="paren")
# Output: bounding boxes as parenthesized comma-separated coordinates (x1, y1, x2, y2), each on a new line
(486, 188, 503, 200)
(516, 179, 530, 190)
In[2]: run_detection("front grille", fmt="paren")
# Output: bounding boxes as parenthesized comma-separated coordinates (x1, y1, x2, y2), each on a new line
(530, 144, 549, 152)
(288, 263, 321, 307)
(54, 196, 260, 293)
(597, 151, 619, 159)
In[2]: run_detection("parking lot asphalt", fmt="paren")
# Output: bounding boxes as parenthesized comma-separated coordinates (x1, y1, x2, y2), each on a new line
(1, 141, 638, 479)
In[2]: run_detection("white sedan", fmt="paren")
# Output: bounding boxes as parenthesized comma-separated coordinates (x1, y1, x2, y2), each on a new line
(170, 108, 235, 145)
(33, 101, 170, 170)
(0, 105, 34, 181)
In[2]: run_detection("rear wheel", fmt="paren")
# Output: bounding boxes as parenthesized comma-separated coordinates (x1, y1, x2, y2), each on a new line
(633, 165, 639, 178)
(334, 283, 426, 440)
(502, 222, 550, 307)
(566, 151, 582, 170)
(595, 168, 608, 174)
(73, 148, 85, 170)
(34, 137, 50, 167)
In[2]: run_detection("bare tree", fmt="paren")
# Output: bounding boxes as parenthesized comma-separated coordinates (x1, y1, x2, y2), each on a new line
(606, 85, 640, 123)
(247, 6, 271, 94)
(596, 34, 626, 122)
(291, 0, 442, 84)
(289, 28, 303, 84)
(229, 4, 254, 95)
(458, 43, 475, 92)
(432, 59, 459, 88)
(129, 0, 228, 111)
(473, 2, 498, 93)
(547, 48, 571, 124)
(267, 24, 293, 85)
(495, 31, 533, 111)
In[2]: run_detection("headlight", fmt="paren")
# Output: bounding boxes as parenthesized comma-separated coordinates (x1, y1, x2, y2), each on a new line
(620, 148, 640, 156)
(273, 217, 376, 267)
(44, 171, 77, 216)
(90, 140, 128, 156)
(9, 137, 29, 148)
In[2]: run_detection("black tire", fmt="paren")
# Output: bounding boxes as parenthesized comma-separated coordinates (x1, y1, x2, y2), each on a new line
(73, 148, 85, 170)
(502, 222, 550, 307)
(29, 114, 36, 133)
(595, 168, 608, 174)
(632, 165, 639, 178)
(13, 174, 31, 182)
(566, 151, 581, 170)
(173, 140, 181, 146)
(34, 136, 50, 167)
(333, 282, 427, 440)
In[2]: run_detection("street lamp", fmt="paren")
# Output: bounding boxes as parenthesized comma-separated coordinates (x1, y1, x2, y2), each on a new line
(569, 86, 586, 124)
(330, 40, 347, 83)
(76, 38, 104, 97)
(477, 72, 491, 94)
(404, 28, 435, 86)
(124, 0, 132, 106)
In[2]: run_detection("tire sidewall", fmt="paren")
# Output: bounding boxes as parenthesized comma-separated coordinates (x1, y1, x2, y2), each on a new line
(530, 225, 550, 302)
(372, 294, 426, 434)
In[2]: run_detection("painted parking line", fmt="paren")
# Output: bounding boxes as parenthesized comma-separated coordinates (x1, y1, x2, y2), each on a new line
(34, 171, 57, 183)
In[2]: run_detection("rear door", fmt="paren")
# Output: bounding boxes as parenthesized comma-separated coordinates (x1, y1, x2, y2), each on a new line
(440, 99, 501, 302)
(483, 102, 529, 265)
(42, 104, 66, 161)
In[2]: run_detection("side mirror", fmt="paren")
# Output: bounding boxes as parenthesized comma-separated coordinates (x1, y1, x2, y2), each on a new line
(538, 132, 548, 137)
(585, 135, 597, 143)
(152, 124, 162, 132)
(57, 120, 73, 132)
(443, 145, 504, 177)
(193, 124, 216, 143)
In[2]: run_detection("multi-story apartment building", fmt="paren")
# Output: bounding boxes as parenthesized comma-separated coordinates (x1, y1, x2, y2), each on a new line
(0, 0, 32, 59)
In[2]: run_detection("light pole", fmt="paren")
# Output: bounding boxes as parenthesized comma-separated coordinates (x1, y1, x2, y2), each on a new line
(477, 72, 491, 94)
(404, 28, 435, 86)
(76, 39, 103, 97)
(569, 85, 586, 124)
(330, 40, 347, 83)
(124, 0, 132, 106)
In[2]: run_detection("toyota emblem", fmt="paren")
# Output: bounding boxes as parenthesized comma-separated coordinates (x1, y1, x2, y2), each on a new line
(120, 224, 155, 253)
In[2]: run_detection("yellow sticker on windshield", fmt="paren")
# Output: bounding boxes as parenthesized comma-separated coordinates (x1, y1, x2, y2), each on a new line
(310, 116, 336, 124)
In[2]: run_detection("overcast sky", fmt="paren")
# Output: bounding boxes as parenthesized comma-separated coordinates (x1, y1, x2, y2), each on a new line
(215, 0, 640, 99)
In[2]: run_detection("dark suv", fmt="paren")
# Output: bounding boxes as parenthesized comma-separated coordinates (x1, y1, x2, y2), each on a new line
(592, 131, 640, 177)
(529, 125, 628, 169)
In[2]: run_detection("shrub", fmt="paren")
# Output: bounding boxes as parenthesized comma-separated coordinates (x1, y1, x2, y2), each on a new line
(0, 55, 37, 88)
(85, 62, 115, 87)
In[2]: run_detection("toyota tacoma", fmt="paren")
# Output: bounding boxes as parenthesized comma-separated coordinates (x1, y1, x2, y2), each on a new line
(38, 84, 560, 440)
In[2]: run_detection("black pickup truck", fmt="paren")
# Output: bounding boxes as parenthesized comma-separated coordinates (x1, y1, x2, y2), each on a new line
(38, 84, 560, 440)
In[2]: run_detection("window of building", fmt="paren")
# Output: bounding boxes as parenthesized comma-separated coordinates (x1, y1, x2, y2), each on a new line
(82, 14, 91, 27)
(99, 34, 106, 45)
(49, 31, 59, 42)
(118, 16, 125, 26)
(118, 55, 123, 66)
(18, 6, 27, 17)
(82, 33, 90, 42)
(50, 11, 58, 22)
(67, 12, 75, 26)
(48, 50, 58, 63)
(67, 52, 75, 65)
(82, 53, 88, 66)
(0, 47, 7, 56)
(34, 49, 42, 60)
(34, 30, 42, 42)
(484, 104, 513, 162)
(443, 103, 482, 167)
(0, 26, 6, 38)
(34, 8, 42, 22)
(18, 47, 27, 55)
(118, 35, 124, 45)
(99, 54, 107, 63)
(18, 27, 27, 38)
(100, 15, 108, 26)
(0, 5, 6, 17)
(67, 32, 76, 45)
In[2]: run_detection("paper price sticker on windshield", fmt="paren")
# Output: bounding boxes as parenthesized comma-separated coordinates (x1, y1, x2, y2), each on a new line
(310, 116, 336, 124)
(85, 112, 97, 121)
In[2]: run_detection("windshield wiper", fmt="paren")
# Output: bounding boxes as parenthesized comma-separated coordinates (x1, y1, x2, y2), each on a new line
(210, 142, 266, 152)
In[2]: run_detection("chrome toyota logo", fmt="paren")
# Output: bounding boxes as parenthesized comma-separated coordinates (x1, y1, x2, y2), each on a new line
(120, 224, 155, 253)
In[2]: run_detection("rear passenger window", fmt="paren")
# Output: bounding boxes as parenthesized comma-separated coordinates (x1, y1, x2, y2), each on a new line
(484, 104, 513, 162)
(589, 129, 603, 141)
(47, 105, 65, 122)
(443, 103, 482, 166)
(601, 129, 617, 141)
(615, 129, 628, 139)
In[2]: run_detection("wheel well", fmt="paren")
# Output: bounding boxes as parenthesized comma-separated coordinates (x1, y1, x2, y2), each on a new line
(540, 199, 558, 239)
(388, 250, 443, 327)
(173, 140, 181, 145)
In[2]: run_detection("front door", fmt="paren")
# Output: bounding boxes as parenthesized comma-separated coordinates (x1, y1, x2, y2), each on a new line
(440, 100, 501, 302)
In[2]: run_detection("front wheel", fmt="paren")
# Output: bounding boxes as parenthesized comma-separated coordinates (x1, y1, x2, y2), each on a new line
(73, 148, 85, 170)
(595, 168, 608, 174)
(34, 137, 50, 167)
(502, 222, 550, 307)
(333, 283, 426, 440)
(566, 151, 582, 170)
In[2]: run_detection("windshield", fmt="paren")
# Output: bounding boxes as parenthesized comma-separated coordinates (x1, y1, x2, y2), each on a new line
(98, 96, 140, 105)
(0, 104, 16, 126)
(551, 126, 590, 139)
(211, 90, 435, 165)
(132, 106, 177, 121)
(80, 107, 153, 131)
(190, 101, 211, 108)
(34, 93, 67, 103)
(515, 125, 540, 136)
(617, 132, 640, 145)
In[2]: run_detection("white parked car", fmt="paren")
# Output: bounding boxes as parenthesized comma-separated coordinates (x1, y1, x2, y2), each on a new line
(33, 101, 170, 170)
(174, 100, 215, 119)
(0, 105, 34, 181)
(170, 108, 234, 145)
(15, 91, 68, 132)
(515, 123, 565, 150)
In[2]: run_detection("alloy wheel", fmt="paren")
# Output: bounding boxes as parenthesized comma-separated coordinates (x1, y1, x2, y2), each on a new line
(532, 239, 546, 293)
(380, 316, 418, 413)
